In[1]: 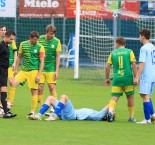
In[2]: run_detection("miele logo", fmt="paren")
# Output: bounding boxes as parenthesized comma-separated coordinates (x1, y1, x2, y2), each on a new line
(24, 0, 59, 8)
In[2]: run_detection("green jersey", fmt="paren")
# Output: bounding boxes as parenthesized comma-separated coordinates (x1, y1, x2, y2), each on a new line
(18, 40, 45, 71)
(107, 48, 136, 86)
(38, 35, 61, 72)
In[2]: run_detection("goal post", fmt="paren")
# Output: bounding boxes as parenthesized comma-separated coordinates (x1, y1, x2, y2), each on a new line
(74, 0, 80, 79)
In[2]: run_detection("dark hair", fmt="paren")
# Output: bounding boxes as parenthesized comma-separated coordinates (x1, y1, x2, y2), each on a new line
(139, 29, 150, 40)
(5, 30, 16, 37)
(46, 24, 56, 33)
(30, 31, 40, 38)
(0, 25, 7, 31)
(116, 37, 126, 46)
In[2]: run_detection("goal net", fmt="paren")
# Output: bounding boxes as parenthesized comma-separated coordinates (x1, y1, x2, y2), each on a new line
(77, 0, 155, 80)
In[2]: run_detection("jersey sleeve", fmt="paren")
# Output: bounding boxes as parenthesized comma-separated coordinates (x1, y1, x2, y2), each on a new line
(39, 45, 45, 58)
(130, 51, 136, 63)
(11, 40, 17, 51)
(18, 43, 23, 54)
(107, 53, 112, 65)
(139, 47, 146, 62)
(56, 40, 61, 52)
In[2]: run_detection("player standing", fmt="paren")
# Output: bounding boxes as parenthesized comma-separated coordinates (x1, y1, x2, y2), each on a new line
(37, 24, 61, 115)
(11, 31, 45, 117)
(134, 29, 155, 124)
(0, 30, 16, 118)
(0, 25, 17, 108)
(105, 37, 137, 122)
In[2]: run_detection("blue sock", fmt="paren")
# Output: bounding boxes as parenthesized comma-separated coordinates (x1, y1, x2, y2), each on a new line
(143, 102, 151, 120)
(54, 102, 65, 116)
(40, 104, 50, 115)
(149, 99, 154, 115)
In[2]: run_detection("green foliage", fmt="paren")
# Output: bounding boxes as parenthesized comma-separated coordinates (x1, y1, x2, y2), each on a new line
(0, 68, 155, 145)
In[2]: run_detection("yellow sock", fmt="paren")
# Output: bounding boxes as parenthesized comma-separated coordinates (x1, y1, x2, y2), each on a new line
(7, 87, 16, 102)
(128, 107, 134, 118)
(109, 99, 116, 112)
(52, 91, 57, 98)
(31, 95, 38, 112)
(38, 95, 44, 108)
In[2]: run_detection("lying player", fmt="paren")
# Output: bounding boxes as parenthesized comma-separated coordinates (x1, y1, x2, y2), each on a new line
(28, 94, 114, 121)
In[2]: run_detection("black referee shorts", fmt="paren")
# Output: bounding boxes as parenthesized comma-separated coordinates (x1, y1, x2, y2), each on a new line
(0, 68, 8, 87)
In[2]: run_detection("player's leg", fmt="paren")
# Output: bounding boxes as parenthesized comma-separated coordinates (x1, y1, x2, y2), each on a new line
(136, 81, 153, 124)
(46, 95, 77, 121)
(125, 85, 136, 122)
(11, 70, 25, 87)
(38, 83, 45, 107)
(0, 68, 16, 118)
(38, 72, 45, 108)
(7, 67, 16, 107)
(108, 86, 122, 122)
(29, 95, 67, 121)
(45, 72, 57, 115)
(27, 70, 39, 117)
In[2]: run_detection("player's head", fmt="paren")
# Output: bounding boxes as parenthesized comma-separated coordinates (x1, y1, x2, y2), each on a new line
(46, 24, 56, 41)
(4, 30, 16, 44)
(139, 29, 150, 43)
(29, 31, 40, 45)
(0, 25, 7, 38)
(115, 37, 126, 48)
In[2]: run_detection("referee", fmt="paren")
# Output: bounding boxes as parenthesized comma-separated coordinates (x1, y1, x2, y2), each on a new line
(0, 30, 16, 118)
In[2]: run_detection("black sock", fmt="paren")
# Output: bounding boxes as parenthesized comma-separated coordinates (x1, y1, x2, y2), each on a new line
(1, 92, 8, 114)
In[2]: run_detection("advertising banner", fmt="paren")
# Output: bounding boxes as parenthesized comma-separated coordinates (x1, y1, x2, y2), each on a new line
(66, 0, 140, 19)
(19, 0, 65, 18)
(0, 0, 16, 18)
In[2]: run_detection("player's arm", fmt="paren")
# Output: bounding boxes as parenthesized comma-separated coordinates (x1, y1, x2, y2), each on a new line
(35, 46, 45, 83)
(15, 43, 23, 73)
(133, 49, 145, 85)
(12, 40, 18, 72)
(134, 62, 144, 85)
(105, 54, 112, 86)
(130, 51, 137, 78)
(55, 41, 61, 80)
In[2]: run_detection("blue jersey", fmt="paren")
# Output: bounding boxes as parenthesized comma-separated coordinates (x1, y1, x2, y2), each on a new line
(139, 43, 155, 82)
(53, 100, 108, 121)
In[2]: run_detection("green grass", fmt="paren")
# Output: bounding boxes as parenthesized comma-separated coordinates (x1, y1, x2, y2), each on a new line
(1, 68, 155, 145)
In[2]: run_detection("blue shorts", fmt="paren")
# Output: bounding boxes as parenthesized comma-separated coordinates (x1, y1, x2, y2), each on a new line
(140, 81, 155, 96)
(53, 100, 77, 120)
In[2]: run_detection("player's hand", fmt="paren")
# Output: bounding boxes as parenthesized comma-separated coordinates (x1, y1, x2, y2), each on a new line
(133, 77, 139, 86)
(54, 72, 58, 81)
(105, 79, 111, 86)
(35, 75, 40, 83)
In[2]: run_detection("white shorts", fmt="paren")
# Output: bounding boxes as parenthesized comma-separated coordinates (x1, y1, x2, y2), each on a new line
(140, 81, 155, 96)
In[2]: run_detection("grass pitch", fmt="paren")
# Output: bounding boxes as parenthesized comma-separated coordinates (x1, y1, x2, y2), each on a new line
(0, 68, 155, 145)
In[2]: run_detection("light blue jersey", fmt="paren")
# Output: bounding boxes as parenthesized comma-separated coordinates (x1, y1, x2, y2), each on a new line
(53, 100, 108, 121)
(139, 43, 155, 82)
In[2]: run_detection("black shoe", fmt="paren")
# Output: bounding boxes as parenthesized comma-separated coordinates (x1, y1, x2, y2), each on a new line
(27, 112, 35, 118)
(3, 112, 17, 118)
(107, 112, 114, 122)
(45, 111, 53, 116)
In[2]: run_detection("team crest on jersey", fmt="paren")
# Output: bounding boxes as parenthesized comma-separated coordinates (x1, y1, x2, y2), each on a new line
(34, 49, 38, 53)
(51, 44, 55, 48)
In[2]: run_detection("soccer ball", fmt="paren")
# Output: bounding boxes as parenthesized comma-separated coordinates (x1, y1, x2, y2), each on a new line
(0, 107, 4, 117)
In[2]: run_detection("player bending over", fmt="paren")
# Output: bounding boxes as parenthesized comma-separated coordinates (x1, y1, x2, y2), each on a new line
(28, 95, 113, 121)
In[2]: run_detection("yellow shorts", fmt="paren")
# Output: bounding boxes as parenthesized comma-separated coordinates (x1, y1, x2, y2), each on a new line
(39, 72, 56, 84)
(111, 85, 134, 97)
(8, 67, 14, 78)
(15, 70, 38, 89)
